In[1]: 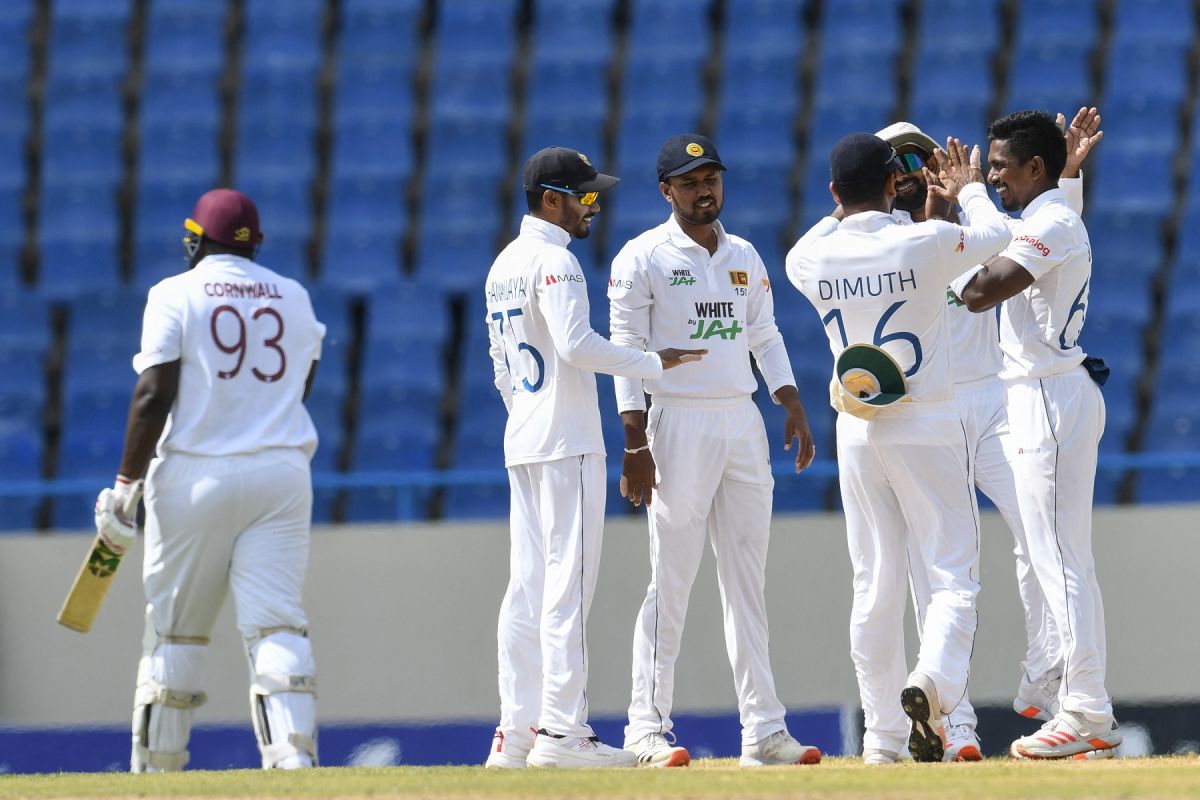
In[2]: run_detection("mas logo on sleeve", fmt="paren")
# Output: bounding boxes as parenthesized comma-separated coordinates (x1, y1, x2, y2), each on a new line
(729, 270, 749, 286)
(545, 272, 585, 286)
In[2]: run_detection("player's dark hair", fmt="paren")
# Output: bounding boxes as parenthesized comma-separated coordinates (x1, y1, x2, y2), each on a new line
(526, 189, 544, 213)
(832, 172, 890, 206)
(987, 110, 1067, 182)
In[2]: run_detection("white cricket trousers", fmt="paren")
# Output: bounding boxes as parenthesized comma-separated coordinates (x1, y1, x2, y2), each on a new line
(496, 453, 605, 742)
(625, 396, 788, 748)
(837, 402, 980, 755)
(1005, 367, 1111, 722)
(907, 377, 1059, 729)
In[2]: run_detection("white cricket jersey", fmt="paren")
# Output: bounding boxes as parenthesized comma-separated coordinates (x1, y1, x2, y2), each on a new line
(995, 186, 1092, 380)
(133, 253, 325, 459)
(905, 176, 1087, 385)
(485, 215, 663, 467)
(607, 215, 795, 413)
(785, 183, 1011, 406)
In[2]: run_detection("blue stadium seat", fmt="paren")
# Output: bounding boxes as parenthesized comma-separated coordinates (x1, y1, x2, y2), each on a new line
(1014, 0, 1099, 49)
(720, 53, 801, 116)
(716, 107, 795, 171)
(912, 47, 994, 106)
(819, 0, 903, 55)
(235, 176, 313, 239)
(39, 239, 121, 298)
(62, 340, 138, 396)
(520, 109, 606, 171)
(806, 99, 891, 160)
(47, 11, 129, 78)
(0, 72, 28, 141)
(241, 0, 322, 76)
(359, 338, 442, 395)
(320, 232, 403, 291)
(529, 0, 618, 63)
(1105, 41, 1188, 102)
(143, 4, 224, 79)
(140, 72, 221, 127)
(614, 110, 702, 183)
(524, 57, 608, 120)
(0, 291, 51, 353)
(1086, 209, 1164, 274)
(424, 117, 507, 181)
(52, 427, 124, 530)
(427, 56, 513, 123)
(1096, 94, 1180, 155)
(338, 0, 422, 69)
(138, 119, 221, 186)
(906, 97, 989, 153)
(441, 482, 509, 520)
(0, 350, 46, 431)
(1111, 0, 1193, 47)
(918, 0, 1001, 51)
(41, 126, 123, 188)
(51, 0, 132, 22)
(1089, 150, 1174, 216)
(812, 51, 897, 105)
(329, 117, 415, 183)
(237, 70, 318, 129)
(412, 220, 498, 294)
(333, 62, 414, 128)
(722, 0, 803, 59)
(325, 176, 405, 239)
(1164, 253, 1200, 313)
(366, 283, 450, 344)
(233, 123, 317, 182)
(622, 51, 705, 115)
(434, 0, 517, 52)
(42, 74, 122, 133)
(1007, 42, 1090, 105)
(67, 288, 144, 348)
(627, 0, 711, 57)
(0, 430, 41, 530)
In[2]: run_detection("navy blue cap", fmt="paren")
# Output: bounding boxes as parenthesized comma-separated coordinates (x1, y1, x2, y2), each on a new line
(830, 132, 901, 186)
(523, 146, 618, 193)
(657, 134, 726, 182)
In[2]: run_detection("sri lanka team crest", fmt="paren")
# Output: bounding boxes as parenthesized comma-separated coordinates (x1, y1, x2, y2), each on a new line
(686, 142, 704, 156)
(729, 270, 749, 286)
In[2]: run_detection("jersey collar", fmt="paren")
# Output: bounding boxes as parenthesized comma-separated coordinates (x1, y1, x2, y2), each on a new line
(1020, 187, 1066, 219)
(837, 210, 898, 231)
(664, 212, 728, 253)
(521, 214, 572, 247)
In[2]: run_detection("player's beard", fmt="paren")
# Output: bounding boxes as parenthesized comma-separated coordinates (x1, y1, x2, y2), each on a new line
(572, 212, 595, 239)
(675, 197, 721, 226)
(893, 177, 928, 212)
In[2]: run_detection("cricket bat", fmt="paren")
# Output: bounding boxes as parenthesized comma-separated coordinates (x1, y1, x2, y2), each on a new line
(57, 483, 140, 633)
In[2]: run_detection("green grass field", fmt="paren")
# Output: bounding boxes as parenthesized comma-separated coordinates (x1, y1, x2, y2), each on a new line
(2, 756, 1198, 800)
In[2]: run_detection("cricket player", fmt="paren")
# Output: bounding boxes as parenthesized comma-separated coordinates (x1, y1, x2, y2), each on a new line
(608, 134, 821, 768)
(786, 134, 1012, 763)
(96, 189, 325, 771)
(484, 147, 705, 770)
(953, 110, 1122, 759)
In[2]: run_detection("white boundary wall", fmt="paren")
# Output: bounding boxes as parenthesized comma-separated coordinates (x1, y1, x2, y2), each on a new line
(2, 504, 1197, 726)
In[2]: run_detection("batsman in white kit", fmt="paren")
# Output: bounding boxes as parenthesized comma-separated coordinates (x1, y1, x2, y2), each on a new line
(953, 110, 1122, 759)
(787, 134, 1012, 763)
(96, 189, 326, 771)
(483, 147, 704, 769)
(609, 135, 820, 768)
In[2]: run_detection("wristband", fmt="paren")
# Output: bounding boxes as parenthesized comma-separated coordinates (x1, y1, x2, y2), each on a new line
(623, 444, 650, 455)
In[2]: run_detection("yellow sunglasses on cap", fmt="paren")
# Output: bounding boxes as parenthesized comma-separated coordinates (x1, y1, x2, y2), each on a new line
(540, 184, 599, 206)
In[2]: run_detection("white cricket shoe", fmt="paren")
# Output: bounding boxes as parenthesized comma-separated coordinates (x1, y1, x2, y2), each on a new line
(625, 732, 691, 767)
(943, 723, 982, 762)
(526, 729, 636, 768)
(1013, 671, 1062, 722)
(863, 748, 901, 765)
(739, 730, 821, 766)
(1010, 711, 1122, 760)
(484, 727, 532, 769)
(900, 672, 946, 763)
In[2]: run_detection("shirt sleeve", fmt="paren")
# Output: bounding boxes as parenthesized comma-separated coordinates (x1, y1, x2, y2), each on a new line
(607, 241, 655, 413)
(537, 249, 663, 381)
(746, 247, 796, 400)
(784, 216, 839, 292)
(132, 282, 183, 374)
(931, 183, 1013, 284)
(1059, 172, 1083, 215)
(486, 307, 513, 413)
(997, 213, 1071, 281)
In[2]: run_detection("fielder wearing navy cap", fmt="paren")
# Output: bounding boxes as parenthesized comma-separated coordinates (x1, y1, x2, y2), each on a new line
(523, 146, 619, 194)
(657, 134, 725, 182)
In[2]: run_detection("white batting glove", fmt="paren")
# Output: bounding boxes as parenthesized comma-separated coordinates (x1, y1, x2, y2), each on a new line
(94, 475, 144, 553)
